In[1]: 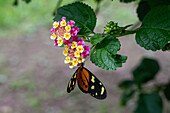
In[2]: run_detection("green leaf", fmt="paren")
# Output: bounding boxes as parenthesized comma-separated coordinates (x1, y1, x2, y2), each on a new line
(120, 89, 135, 106)
(54, 2, 96, 35)
(136, 5, 170, 51)
(137, 0, 151, 21)
(23, 0, 31, 3)
(164, 82, 170, 101)
(133, 58, 160, 85)
(137, 0, 170, 21)
(90, 34, 107, 45)
(119, 80, 134, 90)
(120, 0, 136, 3)
(135, 92, 163, 113)
(90, 36, 126, 70)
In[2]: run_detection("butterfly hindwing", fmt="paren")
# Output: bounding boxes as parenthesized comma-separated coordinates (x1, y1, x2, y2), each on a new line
(83, 67, 107, 99)
(67, 67, 79, 93)
(77, 66, 107, 99)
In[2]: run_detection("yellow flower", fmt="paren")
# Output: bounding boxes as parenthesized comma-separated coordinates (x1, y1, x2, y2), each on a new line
(74, 51, 80, 57)
(71, 41, 77, 49)
(50, 33, 56, 40)
(73, 59, 78, 66)
(64, 56, 70, 64)
(77, 56, 85, 63)
(69, 61, 74, 69)
(61, 20, 66, 26)
(63, 49, 68, 56)
(57, 37, 63, 46)
(76, 45, 84, 53)
(64, 33, 71, 40)
(65, 45, 69, 50)
(65, 25, 71, 32)
(53, 21, 59, 28)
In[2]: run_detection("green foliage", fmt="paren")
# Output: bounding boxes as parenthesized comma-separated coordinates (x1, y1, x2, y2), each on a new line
(133, 58, 160, 85)
(54, 2, 96, 35)
(136, 5, 170, 51)
(119, 0, 136, 3)
(23, 0, 31, 3)
(164, 81, 170, 101)
(120, 89, 135, 106)
(27, 97, 40, 108)
(135, 92, 163, 113)
(137, 0, 170, 21)
(119, 80, 134, 90)
(136, 0, 151, 21)
(90, 34, 106, 45)
(90, 35, 127, 70)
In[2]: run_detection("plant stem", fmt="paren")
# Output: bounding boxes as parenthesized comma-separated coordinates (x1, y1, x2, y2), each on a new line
(53, 0, 63, 16)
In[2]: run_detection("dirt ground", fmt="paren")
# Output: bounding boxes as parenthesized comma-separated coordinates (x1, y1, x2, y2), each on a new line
(0, 26, 170, 113)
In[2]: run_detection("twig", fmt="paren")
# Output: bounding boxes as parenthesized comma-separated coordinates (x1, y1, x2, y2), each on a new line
(53, 0, 63, 16)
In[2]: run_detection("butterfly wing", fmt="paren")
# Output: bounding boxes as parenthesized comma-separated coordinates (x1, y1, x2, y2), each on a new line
(77, 65, 89, 93)
(77, 66, 107, 99)
(67, 67, 79, 93)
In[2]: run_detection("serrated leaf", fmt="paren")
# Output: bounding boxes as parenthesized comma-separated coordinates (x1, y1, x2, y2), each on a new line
(136, 5, 170, 51)
(135, 92, 163, 113)
(96, 36, 121, 54)
(137, 0, 170, 21)
(90, 36, 126, 70)
(120, 89, 135, 106)
(164, 82, 170, 101)
(120, 0, 136, 3)
(90, 34, 107, 45)
(54, 2, 96, 35)
(133, 58, 160, 85)
(90, 49, 127, 70)
(119, 80, 134, 90)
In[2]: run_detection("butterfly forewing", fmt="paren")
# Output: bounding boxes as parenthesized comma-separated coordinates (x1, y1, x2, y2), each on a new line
(77, 66, 89, 93)
(67, 67, 79, 93)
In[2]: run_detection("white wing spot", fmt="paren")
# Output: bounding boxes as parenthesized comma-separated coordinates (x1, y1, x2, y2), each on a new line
(91, 76, 95, 83)
(91, 85, 95, 90)
(101, 87, 104, 95)
(69, 81, 71, 87)
(74, 73, 77, 78)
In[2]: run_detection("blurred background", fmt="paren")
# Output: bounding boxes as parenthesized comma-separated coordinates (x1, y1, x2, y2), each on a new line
(0, 0, 170, 113)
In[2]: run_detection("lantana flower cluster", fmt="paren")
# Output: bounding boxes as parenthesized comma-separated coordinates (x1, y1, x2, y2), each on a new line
(50, 17, 90, 68)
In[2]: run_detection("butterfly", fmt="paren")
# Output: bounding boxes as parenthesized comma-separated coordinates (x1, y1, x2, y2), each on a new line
(67, 63, 107, 99)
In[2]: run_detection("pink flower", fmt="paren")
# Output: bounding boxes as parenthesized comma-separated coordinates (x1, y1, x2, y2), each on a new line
(78, 41, 85, 46)
(84, 46, 90, 51)
(70, 28, 78, 36)
(63, 39, 72, 46)
(62, 17, 66, 21)
(51, 28, 55, 33)
(54, 39, 58, 46)
(81, 50, 89, 58)
(71, 36, 79, 42)
(74, 26, 79, 32)
(67, 20, 75, 27)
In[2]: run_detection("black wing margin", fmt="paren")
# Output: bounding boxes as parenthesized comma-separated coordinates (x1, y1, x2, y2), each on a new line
(67, 67, 79, 93)
(83, 67, 107, 99)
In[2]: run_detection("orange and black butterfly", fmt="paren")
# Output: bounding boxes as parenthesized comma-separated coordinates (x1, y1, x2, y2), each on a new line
(67, 63, 107, 99)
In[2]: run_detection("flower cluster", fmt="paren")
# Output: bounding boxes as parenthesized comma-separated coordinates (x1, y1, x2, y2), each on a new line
(50, 17, 90, 68)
